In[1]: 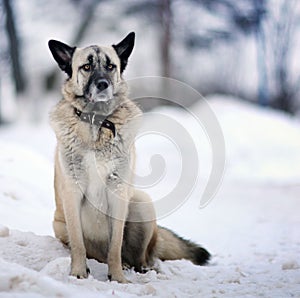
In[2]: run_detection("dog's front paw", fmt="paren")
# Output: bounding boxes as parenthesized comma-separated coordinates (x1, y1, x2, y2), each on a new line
(71, 265, 90, 279)
(108, 272, 130, 283)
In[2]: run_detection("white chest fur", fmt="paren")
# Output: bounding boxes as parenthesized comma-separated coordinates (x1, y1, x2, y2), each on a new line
(83, 151, 111, 212)
(80, 151, 111, 247)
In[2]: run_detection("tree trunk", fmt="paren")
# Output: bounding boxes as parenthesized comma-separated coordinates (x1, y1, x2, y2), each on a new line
(160, 0, 172, 78)
(3, 0, 26, 94)
(255, 26, 269, 107)
(272, 0, 294, 113)
(0, 77, 2, 124)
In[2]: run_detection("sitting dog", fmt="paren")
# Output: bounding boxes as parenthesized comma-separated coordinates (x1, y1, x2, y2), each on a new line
(48, 32, 210, 283)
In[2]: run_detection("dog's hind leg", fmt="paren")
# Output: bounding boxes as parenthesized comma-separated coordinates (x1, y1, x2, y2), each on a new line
(122, 190, 157, 272)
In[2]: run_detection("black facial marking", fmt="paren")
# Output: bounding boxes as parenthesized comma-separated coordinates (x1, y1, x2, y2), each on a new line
(105, 55, 111, 66)
(91, 46, 100, 54)
(88, 55, 93, 64)
(89, 47, 101, 67)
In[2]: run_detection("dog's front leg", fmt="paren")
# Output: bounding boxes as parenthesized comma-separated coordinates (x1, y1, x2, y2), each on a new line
(107, 186, 130, 283)
(63, 181, 89, 279)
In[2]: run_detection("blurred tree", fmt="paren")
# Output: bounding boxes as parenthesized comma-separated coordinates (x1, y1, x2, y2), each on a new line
(125, 0, 173, 77)
(268, 0, 299, 113)
(0, 77, 2, 124)
(189, 0, 268, 105)
(186, 0, 266, 45)
(185, 0, 300, 113)
(160, 0, 172, 77)
(253, 0, 268, 107)
(3, 0, 27, 94)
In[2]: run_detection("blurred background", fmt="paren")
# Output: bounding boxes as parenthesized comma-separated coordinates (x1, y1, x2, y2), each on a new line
(1, 0, 300, 123)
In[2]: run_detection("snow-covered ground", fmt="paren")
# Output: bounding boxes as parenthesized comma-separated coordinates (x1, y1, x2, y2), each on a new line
(0, 96, 300, 297)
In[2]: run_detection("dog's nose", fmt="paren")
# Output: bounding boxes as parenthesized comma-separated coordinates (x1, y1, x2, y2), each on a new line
(96, 79, 109, 92)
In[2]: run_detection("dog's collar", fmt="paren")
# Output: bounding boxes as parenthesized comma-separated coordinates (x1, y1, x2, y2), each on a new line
(74, 107, 116, 138)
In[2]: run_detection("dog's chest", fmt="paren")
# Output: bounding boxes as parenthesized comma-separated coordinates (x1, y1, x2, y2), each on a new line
(82, 151, 113, 208)
(77, 150, 114, 246)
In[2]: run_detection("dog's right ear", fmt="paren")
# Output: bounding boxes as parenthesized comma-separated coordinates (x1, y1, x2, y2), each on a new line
(48, 40, 76, 77)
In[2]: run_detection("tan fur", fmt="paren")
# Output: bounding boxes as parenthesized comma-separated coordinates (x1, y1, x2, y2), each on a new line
(49, 35, 210, 284)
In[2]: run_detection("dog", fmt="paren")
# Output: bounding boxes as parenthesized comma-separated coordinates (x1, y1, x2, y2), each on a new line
(48, 32, 210, 283)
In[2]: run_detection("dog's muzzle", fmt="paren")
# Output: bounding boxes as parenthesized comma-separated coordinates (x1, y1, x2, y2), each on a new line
(86, 78, 113, 103)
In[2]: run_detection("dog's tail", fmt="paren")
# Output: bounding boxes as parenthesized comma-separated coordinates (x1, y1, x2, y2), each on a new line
(154, 226, 210, 265)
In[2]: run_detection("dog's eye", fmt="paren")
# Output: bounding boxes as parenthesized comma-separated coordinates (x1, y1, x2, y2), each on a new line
(107, 64, 115, 71)
(83, 64, 91, 71)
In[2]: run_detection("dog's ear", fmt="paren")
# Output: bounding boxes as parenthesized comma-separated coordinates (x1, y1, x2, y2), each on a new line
(48, 40, 76, 77)
(112, 32, 135, 73)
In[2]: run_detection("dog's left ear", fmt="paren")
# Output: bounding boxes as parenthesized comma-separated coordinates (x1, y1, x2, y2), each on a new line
(112, 32, 135, 73)
(48, 40, 76, 77)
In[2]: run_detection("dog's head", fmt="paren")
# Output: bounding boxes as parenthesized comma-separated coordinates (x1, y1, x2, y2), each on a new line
(48, 32, 135, 115)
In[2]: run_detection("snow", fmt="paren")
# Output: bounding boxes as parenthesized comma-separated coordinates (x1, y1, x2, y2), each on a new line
(1, 97, 300, 297)
(204, 95, 300, 184)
